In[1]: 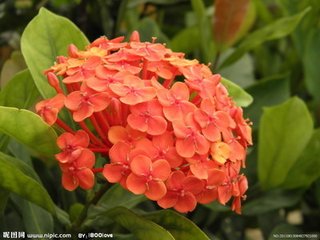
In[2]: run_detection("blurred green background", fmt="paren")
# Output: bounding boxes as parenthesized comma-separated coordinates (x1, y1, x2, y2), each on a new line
(0, 0, 320, 239)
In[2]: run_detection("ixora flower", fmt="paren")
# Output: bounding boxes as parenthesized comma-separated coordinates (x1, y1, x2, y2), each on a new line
(35, 31, 252, 214)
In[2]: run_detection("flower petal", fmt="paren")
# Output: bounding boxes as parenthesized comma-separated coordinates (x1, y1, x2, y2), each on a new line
(77, 168, 95, 190)
(62, 172, 78, 191)
(145, 180, 167, 200)
(152, 160, 171, 181)
(174, 192, 197, 213)
(130, 155, 151, 175)
(103, 164, 126, 183)
(126, 173, 146, 194)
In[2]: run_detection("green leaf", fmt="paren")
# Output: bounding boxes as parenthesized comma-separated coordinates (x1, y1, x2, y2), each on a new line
(144, 210, 210, 240)
(242, 189, 304, 216)
(258, 97, 313, 189)
(303, 29, 320, 101)
(98, 184, 145, 210)
(221, 77, 253, 107)
(11, 197, 54, 237)
(0, 153, 56, 215)
(106, 207, 175, 240)
(0, 51, 26, 88)
(220, 7, 311, 69)
(136, 18, 170, 44)
(21, 7, 89, 99)
(171, 27, 199, 54)
(0, 106, 58, 156)
(0, 151, 40, 182)
(0, 188, 9, 214)
(86, 184, 145, 227)
(55, 206, 71, 226)
(219, 50, 255, 88)
(282, 129, 320, 189)
(245, 75, 290, 129)
(191, 0, 214, 63)
(0, 69, 40, 109)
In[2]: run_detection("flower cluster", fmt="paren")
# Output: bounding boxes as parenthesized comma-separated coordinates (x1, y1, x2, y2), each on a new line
(36, 31, 252, 214)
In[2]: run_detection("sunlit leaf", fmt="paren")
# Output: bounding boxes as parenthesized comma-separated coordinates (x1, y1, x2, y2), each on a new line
(21, 7, 89, 98)
(145, 210, 210, 240)
(0, 106, 58, 157)
(221, 77, 253, 107)
(220, 7, 311, 68)
(258, 97, 313, 189)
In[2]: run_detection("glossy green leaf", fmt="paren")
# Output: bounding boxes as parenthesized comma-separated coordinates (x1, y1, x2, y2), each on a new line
(258, 97, 313, 189)
(221, 78, 253, 107)
(242, 189, 304, 215)
(245, 75, 290, 129)
(303, 29, 320, 101)
(220, 7, 311, 68)
(0, 69, 40, 109)
(144, 210, 210, 240)
(21, 7, 89, 98)
(106, 207, 175, 240)
(282, 129, 320, 189)
(0, 106, 58, 156)
(0, 153, 55, 215)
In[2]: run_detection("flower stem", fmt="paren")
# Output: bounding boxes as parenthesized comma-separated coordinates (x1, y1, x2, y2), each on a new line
(71, 183, 110, 232)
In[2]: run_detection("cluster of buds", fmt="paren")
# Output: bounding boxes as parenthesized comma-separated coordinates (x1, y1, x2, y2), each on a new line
(36, 31, 252, 213)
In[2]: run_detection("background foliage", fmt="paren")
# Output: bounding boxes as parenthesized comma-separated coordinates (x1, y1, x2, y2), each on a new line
(0, 0, 320, 239)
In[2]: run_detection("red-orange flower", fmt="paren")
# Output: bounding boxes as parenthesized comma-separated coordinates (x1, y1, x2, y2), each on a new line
(127, 100, 167, 135)
(65, 84, 111, 122)
(37, 31, 252, 214)
(35, 94, 65, 125)
(126, 155, 171, 200)
(157, 82, 196, 121)
(55, 130, 90, 163)
(59, 149, 95, 191)
(158, 171, 204, 213)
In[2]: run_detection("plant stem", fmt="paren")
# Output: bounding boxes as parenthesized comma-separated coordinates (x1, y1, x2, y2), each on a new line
(71, 183, 110, 232)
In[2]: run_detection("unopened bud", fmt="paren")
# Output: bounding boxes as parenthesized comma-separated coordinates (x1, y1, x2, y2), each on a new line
(68, 44, 79, 58)
(47, 72, 63, 93)
(130, 31, 140, 42)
